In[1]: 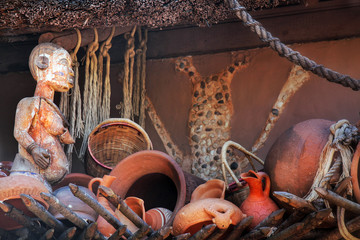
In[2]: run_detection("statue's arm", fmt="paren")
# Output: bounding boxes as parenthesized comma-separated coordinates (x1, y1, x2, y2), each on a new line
(13, 98, 38, 148)
(14, 98, 50, 169)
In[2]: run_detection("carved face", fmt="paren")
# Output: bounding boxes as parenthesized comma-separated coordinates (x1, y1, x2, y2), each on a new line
(30, 43, 74, 92)
(41, 49, 74, 92)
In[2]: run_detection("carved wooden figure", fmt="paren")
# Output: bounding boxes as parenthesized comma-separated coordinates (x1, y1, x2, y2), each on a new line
(11, 43, 75, 185)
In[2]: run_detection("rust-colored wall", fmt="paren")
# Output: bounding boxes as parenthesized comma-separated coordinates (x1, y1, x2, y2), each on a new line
(0, 38, 359, 175)
(145, 38, 360, 170)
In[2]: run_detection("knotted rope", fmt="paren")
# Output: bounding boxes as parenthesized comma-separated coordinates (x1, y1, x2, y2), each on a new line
(305, 120, 359, 202)
(80, 28, 99, 159)
(98, 26, 115, 122)
(122, 26, 137, 120)
(227, 0, 360, 91)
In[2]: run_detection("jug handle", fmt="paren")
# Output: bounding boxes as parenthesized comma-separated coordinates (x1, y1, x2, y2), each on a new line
(258, 172, 271, 197)
(88, 177, 102, 194)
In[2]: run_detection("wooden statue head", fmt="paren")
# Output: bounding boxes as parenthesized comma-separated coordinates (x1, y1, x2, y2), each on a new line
(29, 42, 74, 92)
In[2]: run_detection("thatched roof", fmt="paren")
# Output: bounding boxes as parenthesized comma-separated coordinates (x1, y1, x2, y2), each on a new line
(0, 0, 298, 36)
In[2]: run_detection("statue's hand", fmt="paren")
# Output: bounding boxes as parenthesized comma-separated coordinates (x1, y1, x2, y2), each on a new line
(27, 143, 50, 169)
(59, 129, 75, 144)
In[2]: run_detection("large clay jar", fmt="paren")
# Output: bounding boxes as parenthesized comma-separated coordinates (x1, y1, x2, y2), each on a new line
(0, 174, 50, 230)
(172, 198, 245, 236)
(109, 150, 205, 227)
(264, 119, 333, 197)
(240, 170, 279, 229)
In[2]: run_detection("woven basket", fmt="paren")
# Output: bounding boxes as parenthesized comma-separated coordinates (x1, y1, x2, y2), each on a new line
(86, 118, 153, 177)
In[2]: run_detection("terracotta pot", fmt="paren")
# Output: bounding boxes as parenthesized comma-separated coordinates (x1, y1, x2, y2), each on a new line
(0, 174, 50, 230)
(145, 207, 173, 231)
(109, 150, 205, 227)
(49, 186, 98, 222)
(90, 175, 117, 237)
(190, 179, 226, 202)
(52, 173, 93, 191)
(264, 119, 334, 197)
(114, 197, 146, 233)
(351, 143, 360, 203)
(172, 198, 245, 236)
(240, 170, 279, 229)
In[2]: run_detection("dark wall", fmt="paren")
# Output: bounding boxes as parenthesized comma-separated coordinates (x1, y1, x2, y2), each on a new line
(0, 36, 359, 174)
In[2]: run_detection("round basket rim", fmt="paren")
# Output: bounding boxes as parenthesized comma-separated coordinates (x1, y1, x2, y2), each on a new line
(87, 118, 153, 170)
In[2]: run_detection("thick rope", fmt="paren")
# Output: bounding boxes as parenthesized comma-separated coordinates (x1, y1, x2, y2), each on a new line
(80, 28, 99, 159)
(227, 0, 360, 91)
(304, 120, 358, 202)
(139, 29, 148, 128)
(122, 26, 137, 120)
(98, 26, 115, 122)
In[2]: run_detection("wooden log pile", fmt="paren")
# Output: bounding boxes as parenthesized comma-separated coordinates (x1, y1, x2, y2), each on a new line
(1, 180, 360, 239)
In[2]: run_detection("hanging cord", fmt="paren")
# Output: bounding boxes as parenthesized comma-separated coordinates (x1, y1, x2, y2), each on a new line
(66, 28, 83, 161)
(139, 29, 148, 128)
(122, 26, 137, 120)
(80, 28, 99, 159)
(133, 27, 143, 118)
(226, 0, 360, 91)
(304, 120, 359, 202)
(98, 27, 115, 122)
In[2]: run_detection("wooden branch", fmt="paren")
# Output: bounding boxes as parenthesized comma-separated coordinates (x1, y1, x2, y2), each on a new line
(319, 216, 360, 240)
(226, 216, 253, 240)
(274, 210, 307, 234)
(145, 95, 185, 166)
(272, 191, 317, 212)
(292, 208, 332, 240)
(240, 227, 274, 240)
(188, 224, 216, 240)
(267, 222, 304, 240)
(315, 188, 360, 214)
(39, 27, 133, 51)
(254, 208, 286, 229)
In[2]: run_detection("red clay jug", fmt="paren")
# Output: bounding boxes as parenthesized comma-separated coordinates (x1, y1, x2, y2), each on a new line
(88, 175, 117, 237)
(240, 170, 279, 229)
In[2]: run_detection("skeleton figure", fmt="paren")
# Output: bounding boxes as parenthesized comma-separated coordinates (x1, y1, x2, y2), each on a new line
(11, 43, 75, 185)
(175, 56, 249, 180)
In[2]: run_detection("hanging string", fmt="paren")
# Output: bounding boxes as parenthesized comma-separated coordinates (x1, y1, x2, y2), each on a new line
(133, 27, 142, 118)
(122, 26, 137, 120)
(138, 29, 148, 128)
(98, 26, 115, 122)
(80, 28, 99, 159)
(66, 28, 83, 161)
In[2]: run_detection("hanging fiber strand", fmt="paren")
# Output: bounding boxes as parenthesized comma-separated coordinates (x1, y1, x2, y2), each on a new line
(98, 26, 115, 122)
(66, 29, 83, 161)
(139, 29, 148, 128)
(122, 26, 137, 120)
(133, 27, 142, 118)
(80, 28, 99, 159)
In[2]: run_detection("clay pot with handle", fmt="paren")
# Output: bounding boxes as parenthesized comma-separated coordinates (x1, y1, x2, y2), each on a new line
(240, 170, 279, 229)
(88, 175, 117, 237)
